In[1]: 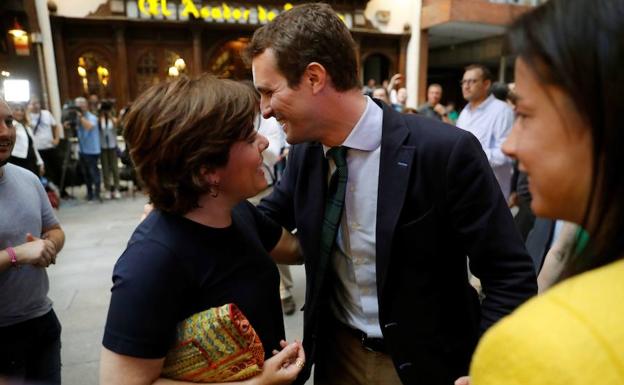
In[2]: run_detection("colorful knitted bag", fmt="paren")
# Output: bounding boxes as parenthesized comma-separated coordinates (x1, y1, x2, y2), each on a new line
(162, 303, 265, 382)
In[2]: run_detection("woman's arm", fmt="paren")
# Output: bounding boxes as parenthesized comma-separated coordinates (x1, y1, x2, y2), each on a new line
(53, 122, 62, 145)
(100, 341, 305, 385)
(270, 228, 303, 265)
(100, 348, 164, 385)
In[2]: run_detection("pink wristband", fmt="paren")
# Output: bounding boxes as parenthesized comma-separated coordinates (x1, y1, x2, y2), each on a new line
(6, 247, 18, 268)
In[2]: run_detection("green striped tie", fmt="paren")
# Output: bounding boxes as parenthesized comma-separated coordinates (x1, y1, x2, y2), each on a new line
(318, 146, 348, 275)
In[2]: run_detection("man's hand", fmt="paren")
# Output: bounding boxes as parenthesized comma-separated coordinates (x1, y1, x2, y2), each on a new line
(14, 233, 57, 268)
(455, 376, 470, 385)
(433, 103, 447, 116)
(140, 203, 154, 221)
(388, 73, 403, 91)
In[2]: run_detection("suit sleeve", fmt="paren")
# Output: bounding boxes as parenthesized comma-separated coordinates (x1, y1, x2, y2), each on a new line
(257, 145, 299, 231)
(445, 131, 537, 331)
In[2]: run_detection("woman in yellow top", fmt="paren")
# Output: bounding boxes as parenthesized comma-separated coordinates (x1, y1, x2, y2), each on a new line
(461, 0, 624, 384)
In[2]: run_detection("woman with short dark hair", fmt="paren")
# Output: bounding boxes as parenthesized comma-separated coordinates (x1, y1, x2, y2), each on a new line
(99, 74, 304, 385)
(464, 0, 624, 384)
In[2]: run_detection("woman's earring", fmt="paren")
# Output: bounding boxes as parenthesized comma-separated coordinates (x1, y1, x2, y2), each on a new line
(209, 181, 220, 198)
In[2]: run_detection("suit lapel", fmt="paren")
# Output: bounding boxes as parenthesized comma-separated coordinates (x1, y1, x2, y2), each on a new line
(376, 105, 414, 302)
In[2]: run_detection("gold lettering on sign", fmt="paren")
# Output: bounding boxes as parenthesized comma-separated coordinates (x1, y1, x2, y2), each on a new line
(138, 0, 160, 16)
(134, 1, 313, 24)
(181, 0, 200, 18)
(161, 0, 172, 16)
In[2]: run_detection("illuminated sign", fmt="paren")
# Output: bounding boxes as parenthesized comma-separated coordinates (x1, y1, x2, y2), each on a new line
(127, 1, 353, 28)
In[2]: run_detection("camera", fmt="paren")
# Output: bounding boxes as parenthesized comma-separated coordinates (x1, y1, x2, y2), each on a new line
(61, 101, 81, 133)
(99, 99, 114, 113)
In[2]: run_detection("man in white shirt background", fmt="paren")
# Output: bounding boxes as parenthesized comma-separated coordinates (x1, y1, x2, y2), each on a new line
(28, 97, 64, 196)
(456, 64, 515, 199)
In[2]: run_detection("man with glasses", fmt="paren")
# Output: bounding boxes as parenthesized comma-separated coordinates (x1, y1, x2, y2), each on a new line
(457, 64, 515, 199)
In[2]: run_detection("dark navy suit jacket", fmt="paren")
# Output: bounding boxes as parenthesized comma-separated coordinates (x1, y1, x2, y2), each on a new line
(258, 101, 537, 384)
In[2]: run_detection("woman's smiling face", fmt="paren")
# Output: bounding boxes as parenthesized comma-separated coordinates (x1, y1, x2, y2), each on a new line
(502, 58, 593, 224)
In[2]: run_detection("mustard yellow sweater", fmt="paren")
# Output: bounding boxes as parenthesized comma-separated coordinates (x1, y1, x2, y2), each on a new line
(471, 259, 624, 385)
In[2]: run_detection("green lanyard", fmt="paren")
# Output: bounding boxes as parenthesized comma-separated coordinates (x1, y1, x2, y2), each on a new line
(574, 227, 590, 256)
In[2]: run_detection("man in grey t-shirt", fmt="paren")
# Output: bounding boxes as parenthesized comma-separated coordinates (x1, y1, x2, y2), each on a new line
(0, 98, 65, 384)
(418, 84, 450, 122)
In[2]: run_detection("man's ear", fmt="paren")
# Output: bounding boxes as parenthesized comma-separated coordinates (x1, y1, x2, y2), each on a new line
(304, 62, 327, 95)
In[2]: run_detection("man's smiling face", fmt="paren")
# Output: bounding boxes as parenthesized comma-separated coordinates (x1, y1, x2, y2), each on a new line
(252, 49, 320, 145)
(0, 100, 16, 168)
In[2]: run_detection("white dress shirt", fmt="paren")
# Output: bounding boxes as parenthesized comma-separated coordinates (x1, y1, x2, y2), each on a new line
(29, 110, 58, 150)
(325, 96, 383, 338)
(257, 116, 288, 185)
(456, 94, 514, 198)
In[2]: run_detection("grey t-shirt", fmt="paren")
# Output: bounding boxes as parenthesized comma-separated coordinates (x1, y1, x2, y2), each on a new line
(0, 163, 59, 326)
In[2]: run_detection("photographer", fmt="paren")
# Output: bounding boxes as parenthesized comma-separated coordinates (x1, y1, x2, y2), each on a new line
(98, 101, 120, 199)
(74, 97, 101, 202)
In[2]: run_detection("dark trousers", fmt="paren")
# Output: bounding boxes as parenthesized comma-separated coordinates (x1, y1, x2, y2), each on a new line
(0, 309, 62, 385)
(79, 152, 101, 200)
(314, 322, 402, 385)
(8, 155, 39, 176)
(514, 199, 536, 242)
(39, 148, 61, 187)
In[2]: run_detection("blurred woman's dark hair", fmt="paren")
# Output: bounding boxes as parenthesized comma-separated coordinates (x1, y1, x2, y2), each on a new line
(122, 74, 258, 215)
(508, 0, 624, 274)
(490, 82, 510, 103)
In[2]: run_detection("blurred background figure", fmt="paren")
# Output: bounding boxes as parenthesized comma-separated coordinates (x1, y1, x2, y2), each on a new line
(98, 101, 121, 200)
(29, 97, 65, 196)
(362, 78, 376, 98)
(74, 97, 100, 202)
(457, 64, 514, 199)
(88, 94, 99, 115)
(445, 102, 459, 125)
(372, 86, 390, 104)
(418, 83, 450, 123)
(386, 73, 403, 105)
(392, 87, 407, 112)
(8, 103, 44, 177)
(490, 81, 510, 104)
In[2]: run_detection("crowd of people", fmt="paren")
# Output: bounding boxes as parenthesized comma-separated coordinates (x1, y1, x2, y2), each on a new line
(365, 66, 515, 203)
(3, 93, 130, 205)
(1, 0, 622, 384)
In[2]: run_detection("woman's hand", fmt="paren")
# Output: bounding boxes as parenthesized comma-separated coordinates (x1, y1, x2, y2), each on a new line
(252, 341, 305, 385)
(455, 376, 471, 385)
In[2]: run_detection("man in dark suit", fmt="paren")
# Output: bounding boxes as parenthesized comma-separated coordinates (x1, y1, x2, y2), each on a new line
(246, 4, 537, 385)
